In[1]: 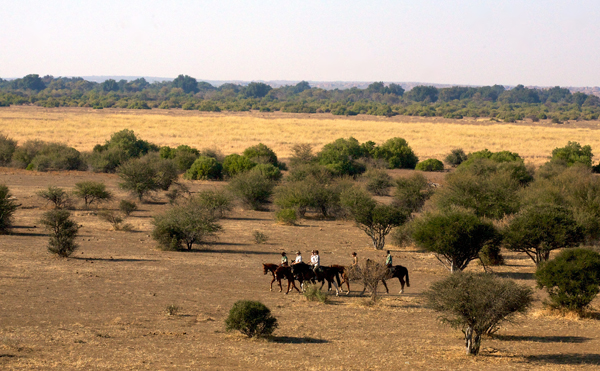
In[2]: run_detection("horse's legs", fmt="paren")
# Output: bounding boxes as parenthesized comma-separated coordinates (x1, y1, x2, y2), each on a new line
(290, 278, 301, 293)
(381, 278, 390, 294)
(331, 279, 339, 297)
(270, 276, 276, 291)
(277, 278, 283, 293)
(398, 277, 405, 294)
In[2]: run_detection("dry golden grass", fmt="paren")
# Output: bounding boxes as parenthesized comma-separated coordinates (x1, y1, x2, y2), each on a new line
(2, 106, 600, 166)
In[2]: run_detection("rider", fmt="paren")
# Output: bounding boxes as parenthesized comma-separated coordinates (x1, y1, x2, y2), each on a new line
(280, 252, 289, 267)
(292, 251, 302, 265)
(311, 250, 321, 274)
(351, 252, 358, 266)
(385, 250, 393, 268)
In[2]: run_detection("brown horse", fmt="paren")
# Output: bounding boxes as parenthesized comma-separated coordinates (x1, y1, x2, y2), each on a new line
(275, 266, 301, 294)
(382, 265, 410, 294)
(263, 263, 279, 291)
(330, 264, 350, 294)
(291, 262, 341, 296)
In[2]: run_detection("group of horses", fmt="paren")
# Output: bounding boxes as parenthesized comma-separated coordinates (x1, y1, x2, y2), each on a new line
(262, 261, 410, 297)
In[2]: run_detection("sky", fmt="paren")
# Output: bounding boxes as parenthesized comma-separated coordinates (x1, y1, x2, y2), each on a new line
(1, 0, 599, 87)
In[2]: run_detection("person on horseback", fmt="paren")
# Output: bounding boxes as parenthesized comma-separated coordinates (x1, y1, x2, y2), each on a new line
(385, 250, 393, 268)
(311, 250, 321, 274)
(280, 252, 289, 267)
(292, 251, 302, 265)
(351, 252, 358, 266)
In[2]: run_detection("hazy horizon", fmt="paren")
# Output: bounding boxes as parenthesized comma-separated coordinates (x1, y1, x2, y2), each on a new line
(2, 1, 599, 87)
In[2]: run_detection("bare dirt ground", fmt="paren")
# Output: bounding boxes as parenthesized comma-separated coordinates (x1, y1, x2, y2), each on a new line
(1, 168, 599, 370)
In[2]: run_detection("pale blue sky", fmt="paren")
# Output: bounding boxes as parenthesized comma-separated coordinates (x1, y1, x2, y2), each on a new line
(1, 0, 598, 86)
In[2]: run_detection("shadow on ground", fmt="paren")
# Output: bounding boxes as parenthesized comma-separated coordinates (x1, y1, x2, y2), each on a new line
(271, 336, 328, 344)
(496, 335, 592, 343)
(525, 353, 600, 365)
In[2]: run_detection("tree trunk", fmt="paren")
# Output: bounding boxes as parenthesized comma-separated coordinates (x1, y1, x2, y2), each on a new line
(464, 326, 481, 355)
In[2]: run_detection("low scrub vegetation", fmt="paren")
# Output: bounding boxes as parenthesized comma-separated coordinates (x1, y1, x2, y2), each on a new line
(225, 300, 278, 338)
(0, 184, 18, 233)
(40, 210, 80, 257)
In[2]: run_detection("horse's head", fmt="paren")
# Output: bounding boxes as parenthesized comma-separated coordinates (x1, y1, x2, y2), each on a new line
(262, 264, 269, 275)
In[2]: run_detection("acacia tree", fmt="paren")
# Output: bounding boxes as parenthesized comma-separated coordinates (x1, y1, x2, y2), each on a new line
(425, 272, 532, 355)
(73, 181, 112, 209)
(503, 204, 583, 265)
(341, 187, 408, 250)
(412, 209, 498, 272)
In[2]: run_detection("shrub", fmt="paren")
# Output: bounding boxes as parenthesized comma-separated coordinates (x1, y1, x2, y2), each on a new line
(551, 141, 593, 167)
(119, 200, 137, 216)
(225, 300, 278, 338)
(535, 248, 600, 312)
(479, 244, 505, 266)
(253, 231, 269, 244)
(289, 143, 316, 167)
(412, 209, 499, 272)
(36, 186, 71, 209)
(318, 137, 366, 176)
(161, 145, 200, 172)
(393, 173, 433, 213)
(503, 204, 583, 265)
(192, 190, 232, 218)
(250, 163, 282, 181)
(445, 148, 467, 167)
(0, 184, 18, 233)
(303, 283, 329, 303)
(228, 171, 275, 210)
(165, 304, 181, 316)
(13, 141, 84, 171)
(286, 163, 333, 183)
(0, 134, 17, 166)
(347, 259, 390, 302)
(40, 210, 80, 257)
(274, 177, 341, 218)
(184, 156, 222, 180)
(424, 272, 533, 355)
(73, 181, 112, 209)
(118, 158, 161, 201)
(222, 154, 256, 177)
(415, 158, 444, 172)
(98, 210, 125, 230)
(86, 146, 129, 173)
(364, 169, 393, 196)
(275, 208, 297, 225)
(373, 137, 418, 169)
(243, 143, 281, 168)
(92, 129, 158, 164)
(341, 186, 408, 249)
(11, 140, 44, 168)
(151, 199, 222, 250)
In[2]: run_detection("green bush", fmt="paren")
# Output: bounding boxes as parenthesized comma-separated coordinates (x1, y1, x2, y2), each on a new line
(250, 163, 282, 181)
(275, 208, 297, 225)
(119, 200, 138, 216)
(12, 141, 84, 171)
(73, 181, 112, 209)
(286, 163, 333, 183)
(289, 143, 316, 167)
(225, 300, 278, 338)
(364, 169, 393, 196)
(479, 244, 505, 266)
(0, 184, 18, 233)
(98, 210, 125, 230)
(424, 272, 533, 355)
(373, 137, 418, 169)
(118, 159, 159, 201)
(551, 141, 593, 167)
(318, 137, 366, 176)
(222, 154, 256, 177)
(86, 146, 129, 173)
(412, 209, 498, 272)
(0, 134, 17, 166)
(243, 143, 280, 167)
(36, 186, 71, 209)
(91, 129, 158, 172)
(274, 177, 340, 218)
(445, 148, 467, 167)
(303, 284, 329, 303)
(40, 210, 80, 257)
(415, 159, 444, 172)
(184, 156, 223, 180)
(11, 139, 44, 168)
(393, 173, 433, 213)
(228, 171, 275, 210)
(535, 248, 600, 311)
(160, 145, 200, 172)
(192, 190, 232, 218)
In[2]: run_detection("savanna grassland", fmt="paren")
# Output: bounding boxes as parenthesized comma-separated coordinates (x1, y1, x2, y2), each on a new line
(1, 107, 600, 370)
(2, 106, 600, 165)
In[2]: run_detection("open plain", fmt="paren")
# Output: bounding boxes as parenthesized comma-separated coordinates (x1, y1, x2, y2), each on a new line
(1, 108, 600, 370)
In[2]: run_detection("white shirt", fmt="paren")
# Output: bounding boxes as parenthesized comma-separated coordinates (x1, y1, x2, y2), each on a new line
(295, 255, 302, 263)
(311, 254, 320, 266)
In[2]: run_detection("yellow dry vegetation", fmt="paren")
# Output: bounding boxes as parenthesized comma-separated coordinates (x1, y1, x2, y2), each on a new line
(2, 106, 600, 166)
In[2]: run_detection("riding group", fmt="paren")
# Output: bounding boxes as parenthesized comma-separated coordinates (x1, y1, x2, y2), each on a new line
(262, 250, 410, 296)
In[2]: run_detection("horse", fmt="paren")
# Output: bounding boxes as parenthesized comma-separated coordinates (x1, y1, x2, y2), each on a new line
(381, 265, 410, 294)
(262, 263, 279, 291)
(274, 266, 301, 294)
(330, 264, 350, 294)
(291, 262, 341, 296)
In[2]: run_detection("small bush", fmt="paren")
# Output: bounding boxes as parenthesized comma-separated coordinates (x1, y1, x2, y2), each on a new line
(479, 244, 505, 266)
(0, 184, 18, 233)
(192, 190, 232, 218)
(289, 143, 316, 167)
(243, 143, 279, 167)
(303, 284, 329, 303)
(253, 231, 269, 244)
(275, 208, 297, 225)
(373, 137, 418, 169)
(0, 134, 17, 166)
(228, 171, 275, 210)
(225, 300, 278, 338)
(184, 156, 223, 180)
(73, 181, 112, 209)
(98, 210, 125, 230)
(393, 173, 433, 213)
(118, 158, 160, 201)
(347, 260, 389, 302)
(445, 148, 468, 167)
(535, 248, 600, 312)
(40, 210, 80, 257)
(165, 184, 191, 205)
(318, 137, 366, 176)
(364, 168, 393, 196)
(415, 159, 444, 172)
(222, 154, 257, 177)
(119, 200, 137, 216)
(37, 186, 71, 209)
(250, 163, 282, 181)
(165, 304, 181, 316)
(13, 141, 84, 171)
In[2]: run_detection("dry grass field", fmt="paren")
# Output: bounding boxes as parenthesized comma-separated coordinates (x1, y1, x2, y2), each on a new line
(1, 107, 600, 370)
(2, 106, 600, 166)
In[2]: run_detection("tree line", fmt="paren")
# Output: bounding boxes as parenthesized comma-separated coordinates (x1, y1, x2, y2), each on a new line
(1, 74, 600, 122)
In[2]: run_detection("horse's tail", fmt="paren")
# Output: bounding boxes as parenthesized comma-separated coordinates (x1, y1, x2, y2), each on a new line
(405, 268, 410, 287)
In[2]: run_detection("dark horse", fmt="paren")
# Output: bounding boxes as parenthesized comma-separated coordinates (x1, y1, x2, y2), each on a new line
(330, 264, 350, 294)
(274, 266, 301, 294)
(262, 263, 279, 291)
(291, 262, 342, 296)
(382, 265, 410, 294)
